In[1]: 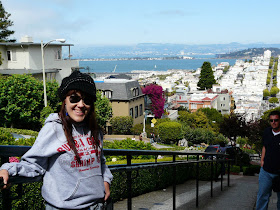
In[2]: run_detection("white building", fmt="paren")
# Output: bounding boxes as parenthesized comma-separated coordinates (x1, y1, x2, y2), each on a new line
(264, 50, 272, 60)
(0, 36, 79, 83)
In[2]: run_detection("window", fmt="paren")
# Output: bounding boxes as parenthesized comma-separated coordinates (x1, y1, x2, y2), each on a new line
(55, 50, 62, 60)
(101, 90, 112, 99)
(7, 51, 11, 61)
(135, 106, 138, 118)
(104, 90, 112, 99)
(191, 104, 197, 109)
(7, 50, 16, 61)
(132, 88, 139, 97)
(130, 108, 134, 118)
(139, 104, 143, 116)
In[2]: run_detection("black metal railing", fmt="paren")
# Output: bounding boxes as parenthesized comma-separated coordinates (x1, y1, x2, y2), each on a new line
(0, 145, 231, 210)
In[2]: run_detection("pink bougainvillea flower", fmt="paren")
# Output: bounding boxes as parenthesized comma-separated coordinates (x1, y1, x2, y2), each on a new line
(9, 157, 20, 163)
(142, 84, 165, 118)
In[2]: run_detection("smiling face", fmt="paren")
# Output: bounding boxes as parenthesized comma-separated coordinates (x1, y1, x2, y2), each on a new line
(65, 90, 92, 123)
(269, 114, 280, 132)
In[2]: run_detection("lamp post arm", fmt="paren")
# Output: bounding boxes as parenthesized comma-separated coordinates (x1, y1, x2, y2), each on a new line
(41, 38, 65, 107)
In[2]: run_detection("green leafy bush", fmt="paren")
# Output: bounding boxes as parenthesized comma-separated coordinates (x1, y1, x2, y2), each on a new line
(0, 127, 38, 137)
(104, 138, 155, 160)
(40, 106, 54, 126)
(10, 182, 44, 209)
(157, 121, 182, 144)
(243, 165, 261, 176)
(229, 165, 240, 174)
(269, 97, 279, 103)
(0, 128, 14, 145)
(131, 124, 152, 135)
(95, 91, 112, 128)
(199, 162, 221, 180)
(0, 127, 38, 146)
(110, 116, 133, 134)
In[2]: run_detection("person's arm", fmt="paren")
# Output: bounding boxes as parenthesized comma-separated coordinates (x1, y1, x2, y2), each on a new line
(0, 122, 59, 179)
(104, 181, 110, 201)
(0, 169, 9, 190)
(261, 146, 266, 167)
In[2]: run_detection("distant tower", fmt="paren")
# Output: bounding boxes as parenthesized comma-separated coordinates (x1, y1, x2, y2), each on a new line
(264, 50, 271, 59)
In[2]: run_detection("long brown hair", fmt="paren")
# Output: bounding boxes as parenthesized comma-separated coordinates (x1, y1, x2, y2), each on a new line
(58, 90, 100, 163)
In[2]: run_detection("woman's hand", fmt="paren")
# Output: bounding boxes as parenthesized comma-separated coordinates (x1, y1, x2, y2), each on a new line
(0, 169, 9, 190)
(104, 181, 110, 201)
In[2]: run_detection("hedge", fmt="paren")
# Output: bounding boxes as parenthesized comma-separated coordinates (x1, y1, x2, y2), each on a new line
(0, 162, 222, 209)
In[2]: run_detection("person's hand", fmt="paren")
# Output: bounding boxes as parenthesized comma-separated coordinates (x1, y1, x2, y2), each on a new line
(0, 169, 9, 190)
(104, 181, 110, 201)
(261, 161, 264, 167)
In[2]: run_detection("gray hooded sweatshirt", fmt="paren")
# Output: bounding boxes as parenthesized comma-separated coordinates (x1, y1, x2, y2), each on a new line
(0, 113, 113, 209)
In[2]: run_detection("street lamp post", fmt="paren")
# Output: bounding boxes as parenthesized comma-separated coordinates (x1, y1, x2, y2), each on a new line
(41, 39, 66, 107)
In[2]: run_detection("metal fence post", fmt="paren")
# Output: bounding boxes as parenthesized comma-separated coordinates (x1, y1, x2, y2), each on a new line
(211, 156, 213, 197)
(221, 159, 223, 191)
(196, 154, 199, 207)
(1, 156, 11, 210)
(127, 154, 132, 210)
(173, 155, 176, 210)
(228, 160, 230, 187)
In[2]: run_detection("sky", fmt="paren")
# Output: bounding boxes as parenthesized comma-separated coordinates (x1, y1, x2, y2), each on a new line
(2, 0, 280, 46)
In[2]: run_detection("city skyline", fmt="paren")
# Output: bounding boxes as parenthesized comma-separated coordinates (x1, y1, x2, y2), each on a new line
(2, 0, 280, 46)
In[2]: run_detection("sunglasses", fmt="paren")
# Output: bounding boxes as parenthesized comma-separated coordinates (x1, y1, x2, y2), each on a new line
(269, 119, 279, 122)
(69, 94, 93, 105)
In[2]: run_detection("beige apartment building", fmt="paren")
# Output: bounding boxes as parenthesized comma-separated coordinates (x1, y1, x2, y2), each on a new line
(95, 75, 145, 134)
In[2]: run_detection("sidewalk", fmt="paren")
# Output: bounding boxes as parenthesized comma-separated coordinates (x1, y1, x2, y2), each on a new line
(113, 174, 278, 210)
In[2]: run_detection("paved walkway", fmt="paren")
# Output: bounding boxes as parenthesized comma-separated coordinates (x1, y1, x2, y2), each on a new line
(113, 174, 278, 210)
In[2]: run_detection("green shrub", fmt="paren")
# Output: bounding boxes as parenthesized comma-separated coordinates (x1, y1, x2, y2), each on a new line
(9, 182, 44, 209)
(110, 116, 133, 134)
(269, 97, 279, 103)
(131, 124, 153, 136)
(0, 127, 38, 146)
(198, 162, 221, 180)
(0, 127, 38, 137)
(229, 165, 240, 173)
(40, 106, 54, 126)
(0, 128, 14, 145)
(158, 121, 182, 144)
(243, 165, 261, 176)
(104, 138, 155, 161)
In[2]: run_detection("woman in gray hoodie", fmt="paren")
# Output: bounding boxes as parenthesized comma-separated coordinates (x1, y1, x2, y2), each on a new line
(0, 71, 113, 209)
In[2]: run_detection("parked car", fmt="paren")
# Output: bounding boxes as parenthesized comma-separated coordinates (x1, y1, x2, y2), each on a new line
(203, 145, 221, 159)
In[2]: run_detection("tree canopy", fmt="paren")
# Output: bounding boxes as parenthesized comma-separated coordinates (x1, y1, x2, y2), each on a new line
(0, 74, 44, 129)
(219, 113, 247, 142)
(197, 62, 216, 90)
(95, 91, 112, 128)
(263, 89, 270, 98)
(0, 2, 15, 42)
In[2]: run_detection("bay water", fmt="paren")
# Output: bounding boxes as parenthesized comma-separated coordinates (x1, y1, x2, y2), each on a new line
(79, 58, 237, 73)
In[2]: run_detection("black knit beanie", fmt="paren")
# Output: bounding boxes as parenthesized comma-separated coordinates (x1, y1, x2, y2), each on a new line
(58, 71, 96, 102)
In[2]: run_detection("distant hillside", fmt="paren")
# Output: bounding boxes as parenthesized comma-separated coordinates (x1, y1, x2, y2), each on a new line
(68, 43, 280, 59)
(216, 48, 280, 59)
